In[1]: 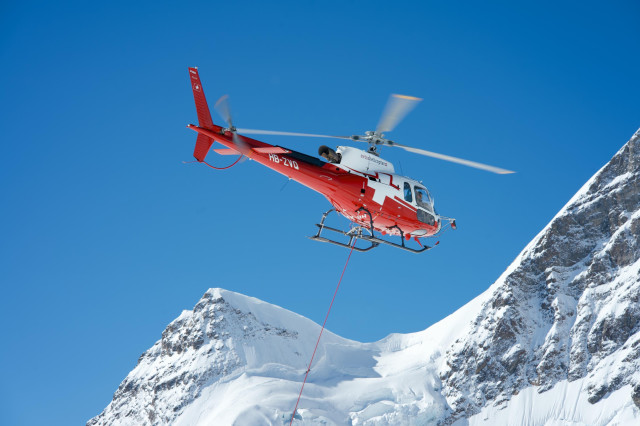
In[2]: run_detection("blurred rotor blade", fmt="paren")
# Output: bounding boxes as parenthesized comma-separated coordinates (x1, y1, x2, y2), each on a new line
(376, 94, 422, 134)
(392, 143, 515, 174)
(236, 128, 354, 140)
(212, 95, 249, 151)
(214, 95, 233, 127)
(231, 132, 245, 149)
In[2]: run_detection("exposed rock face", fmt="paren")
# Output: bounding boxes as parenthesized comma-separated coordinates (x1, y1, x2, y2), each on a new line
(440, 129, 640, 421)
(88, 290, 302, 425)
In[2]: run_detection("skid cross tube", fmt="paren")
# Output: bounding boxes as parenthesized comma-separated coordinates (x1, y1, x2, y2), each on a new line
(388, 225, 407, 248)
(356, 207, 376, 234)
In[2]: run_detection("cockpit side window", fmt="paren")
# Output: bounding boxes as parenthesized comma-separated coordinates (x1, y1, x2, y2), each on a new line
(414, 186, 432, 209)
(403, 182, 413, 202)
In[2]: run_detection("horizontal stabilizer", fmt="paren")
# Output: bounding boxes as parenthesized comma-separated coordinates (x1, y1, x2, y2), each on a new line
(213, 148, 241, 155)
(252, 147, 291, 154)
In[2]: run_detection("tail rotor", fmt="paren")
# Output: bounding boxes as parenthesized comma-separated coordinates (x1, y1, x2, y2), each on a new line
(214, 94, 247, 151)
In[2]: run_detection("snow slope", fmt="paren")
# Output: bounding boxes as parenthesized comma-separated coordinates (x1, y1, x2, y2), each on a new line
(90, 129, 640, 425)
(89, 287, 485, 425)
(459, 380, 638, 426)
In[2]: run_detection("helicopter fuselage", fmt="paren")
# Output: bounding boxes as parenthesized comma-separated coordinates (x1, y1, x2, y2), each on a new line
(188, 124, 442, 241)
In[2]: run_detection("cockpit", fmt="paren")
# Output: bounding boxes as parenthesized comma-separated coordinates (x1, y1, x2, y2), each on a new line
(414, 186, 433, 210)
(406, 183, 437, 226)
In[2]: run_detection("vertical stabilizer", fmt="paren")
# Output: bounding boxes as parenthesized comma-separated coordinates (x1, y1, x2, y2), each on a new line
(188, 67, 215, 161)
(189, 67, 214, 129)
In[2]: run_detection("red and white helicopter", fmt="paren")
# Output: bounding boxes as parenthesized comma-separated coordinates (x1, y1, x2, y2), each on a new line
(187, 67, 514, 253)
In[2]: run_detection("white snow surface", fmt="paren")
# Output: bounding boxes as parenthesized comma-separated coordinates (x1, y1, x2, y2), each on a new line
(458, 380, 639, 426)
(89, 129, 640, 425)
(90, 286, 638, 425)
(135, 288, 486, 425)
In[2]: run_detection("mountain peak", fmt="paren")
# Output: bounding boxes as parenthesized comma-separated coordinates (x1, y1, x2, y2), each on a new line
(441, 129, 640, 421)
(88, 289, 309, 425)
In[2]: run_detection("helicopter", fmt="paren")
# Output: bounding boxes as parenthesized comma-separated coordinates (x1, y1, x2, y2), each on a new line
(186, 67, 514, 253)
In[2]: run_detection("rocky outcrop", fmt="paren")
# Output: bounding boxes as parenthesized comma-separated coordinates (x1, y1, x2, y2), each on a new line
(88, 290, 302, 425)
(440, 129, 640, 422)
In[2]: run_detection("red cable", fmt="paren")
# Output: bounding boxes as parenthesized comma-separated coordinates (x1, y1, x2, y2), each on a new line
(202, 155, 244, 170)
(290, 241, 356, 425)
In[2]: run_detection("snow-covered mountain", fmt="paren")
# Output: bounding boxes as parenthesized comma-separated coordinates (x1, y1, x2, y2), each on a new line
(89, 129, 640, 425)
(441, 128, 640, 423)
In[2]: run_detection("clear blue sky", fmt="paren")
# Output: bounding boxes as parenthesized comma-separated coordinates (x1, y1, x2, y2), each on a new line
(1, 1, 639, 424)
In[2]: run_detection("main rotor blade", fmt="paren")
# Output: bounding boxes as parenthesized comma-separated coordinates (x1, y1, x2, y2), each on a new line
(214, 95, 233, 127)
(376, 94, 422, 134)
(236, 128, 353, 140)
(392, 143, 515, 174)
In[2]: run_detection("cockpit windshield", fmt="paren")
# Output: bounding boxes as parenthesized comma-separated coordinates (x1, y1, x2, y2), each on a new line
(414, 186, 432, 209)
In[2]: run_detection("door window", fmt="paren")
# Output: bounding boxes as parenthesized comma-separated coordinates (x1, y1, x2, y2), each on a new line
(403, 182, 413, 202)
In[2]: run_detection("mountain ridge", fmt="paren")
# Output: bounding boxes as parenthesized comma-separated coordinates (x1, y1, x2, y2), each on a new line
(441, 128, 640, 423)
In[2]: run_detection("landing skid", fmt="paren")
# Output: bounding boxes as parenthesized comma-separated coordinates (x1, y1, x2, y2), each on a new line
(308, 209, 432, 254)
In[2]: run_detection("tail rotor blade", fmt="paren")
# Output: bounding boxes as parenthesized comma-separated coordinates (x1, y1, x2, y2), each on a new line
(212, 95, 250, 152)
(376, 94, 422, 134)
(232, 131, 247, 150)
(214, 95, 234, 127)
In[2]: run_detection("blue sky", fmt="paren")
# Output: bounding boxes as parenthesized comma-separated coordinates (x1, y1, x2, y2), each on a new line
(1, 1, 639, 424)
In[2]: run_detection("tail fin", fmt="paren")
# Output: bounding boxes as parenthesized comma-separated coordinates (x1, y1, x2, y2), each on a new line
(189, 67, 214, 129)
(188, 67, 215, 161)
(193, 133, 214, 162)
